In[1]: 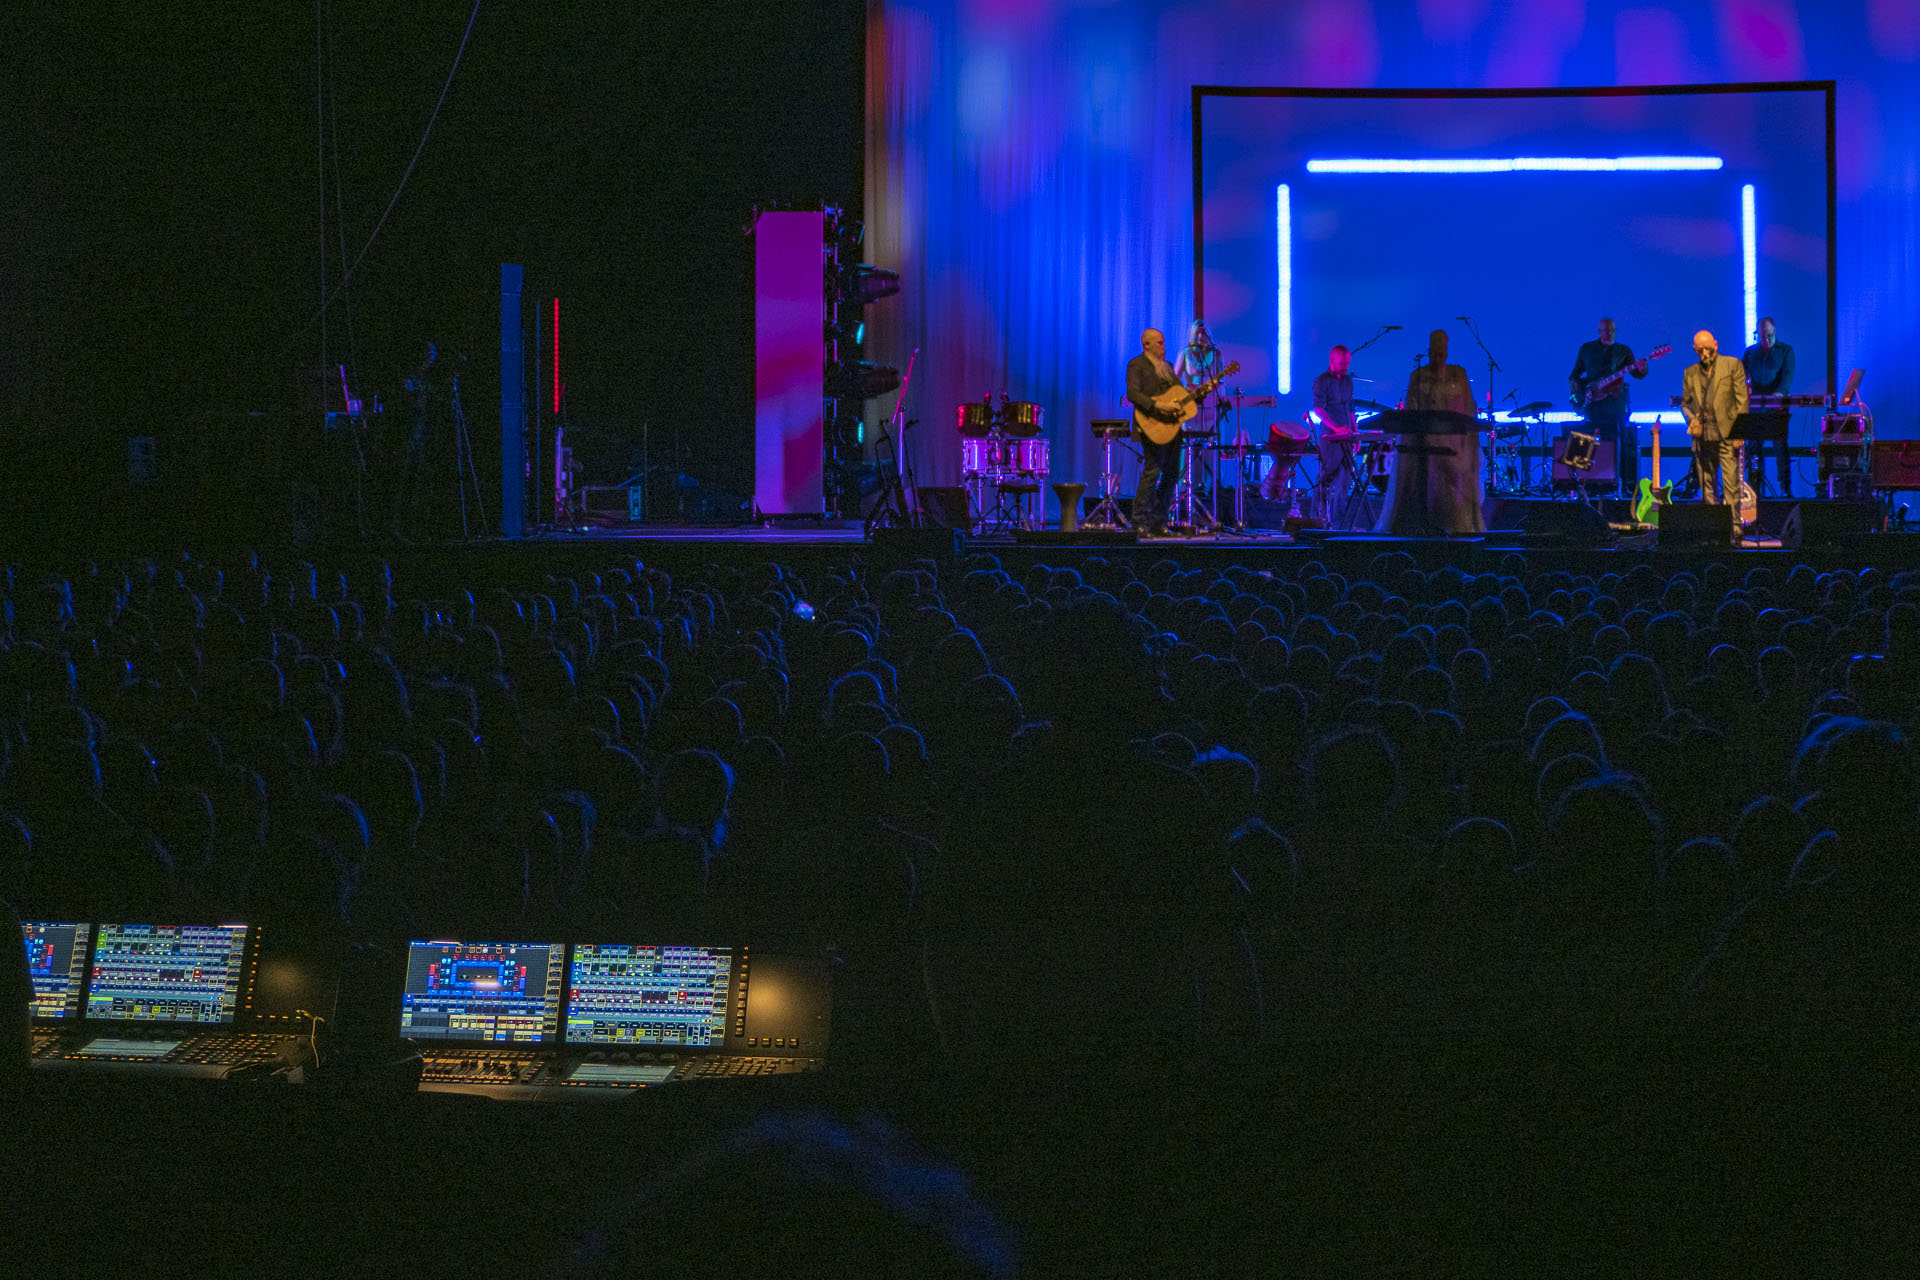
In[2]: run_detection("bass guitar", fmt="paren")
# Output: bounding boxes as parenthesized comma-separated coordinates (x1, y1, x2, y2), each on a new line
(1632, 420, 1670, 525)
(1572, 344, 1671, 410)
(1135, 361, 1242, 446)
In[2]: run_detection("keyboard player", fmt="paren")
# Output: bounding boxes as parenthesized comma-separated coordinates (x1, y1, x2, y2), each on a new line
(1311, 345, 1363, 523)
(1742, 317, 1796, 495)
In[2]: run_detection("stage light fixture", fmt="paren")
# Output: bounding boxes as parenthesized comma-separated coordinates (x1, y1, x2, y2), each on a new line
(1305, 155, 1724, 174)
(843, 264, 900, 306)
(830, 361, 902, 400)
(1276, 183, 1291, 396)
(1742, 184, 1758, 346)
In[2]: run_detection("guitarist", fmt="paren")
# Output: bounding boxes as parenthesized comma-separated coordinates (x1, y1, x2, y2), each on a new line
(1126, 328, 1183, 536)
(1682, 328, 1748, 512)
(1567, 317, 1648, 497)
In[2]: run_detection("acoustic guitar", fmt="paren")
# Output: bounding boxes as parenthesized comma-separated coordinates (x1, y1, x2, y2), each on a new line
(1631, 420, 1670, 526)
(1572, 344, 1671, 410)
(1135, 362, 1242, 446)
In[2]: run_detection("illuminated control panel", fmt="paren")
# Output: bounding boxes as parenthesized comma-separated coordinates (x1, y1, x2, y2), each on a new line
(85, 924, 248, 1024)
(23, 922, 90, 1021)
(564, 944, 733, 1048)
(400, 941, 564, 1043)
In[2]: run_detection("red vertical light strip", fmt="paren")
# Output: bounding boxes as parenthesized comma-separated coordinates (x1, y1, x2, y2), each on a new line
(552, 298, 560, 414)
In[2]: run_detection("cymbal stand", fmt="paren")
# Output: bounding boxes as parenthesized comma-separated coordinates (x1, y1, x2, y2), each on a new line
(1085, 427, 1131, 529)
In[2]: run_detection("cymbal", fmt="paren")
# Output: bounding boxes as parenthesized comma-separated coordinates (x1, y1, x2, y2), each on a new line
(1353, 398, 1392, 413)
(1515, 400, 1554, 415)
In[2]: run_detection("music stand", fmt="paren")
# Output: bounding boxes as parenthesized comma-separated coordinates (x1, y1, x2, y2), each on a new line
(1369, 410, 1472, 538)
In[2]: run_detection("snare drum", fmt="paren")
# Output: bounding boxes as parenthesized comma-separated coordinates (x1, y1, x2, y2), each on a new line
(1000, 401, 1044, 437)
(1009, 437, 1049, 475)
(956, 403, 994, 437)
(960, 436, 1006, 476)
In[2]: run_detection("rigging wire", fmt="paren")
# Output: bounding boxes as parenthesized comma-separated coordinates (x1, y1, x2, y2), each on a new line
(286, 0, 483, 357)
(324, 0, 357, 383)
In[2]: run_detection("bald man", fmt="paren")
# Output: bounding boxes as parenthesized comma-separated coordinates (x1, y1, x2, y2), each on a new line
(1569, 317, 1648, 497)
(1126, 328, 1184, 536)
(1682, 328, 1748, 510)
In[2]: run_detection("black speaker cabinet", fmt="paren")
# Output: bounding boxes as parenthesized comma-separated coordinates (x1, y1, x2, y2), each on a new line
(1657, 502, 1734, 548)
(916, 486, 973, 530)
(1484, 498, 1613, 546)
(1780, 501, 1880, 549)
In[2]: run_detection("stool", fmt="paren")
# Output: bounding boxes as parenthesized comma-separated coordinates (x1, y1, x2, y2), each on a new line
(1051, 482, 1086, 533)
(991, 480, 1041, 532)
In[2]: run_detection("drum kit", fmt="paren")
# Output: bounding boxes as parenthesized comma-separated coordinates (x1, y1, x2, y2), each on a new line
(957, 395, 1049, 531)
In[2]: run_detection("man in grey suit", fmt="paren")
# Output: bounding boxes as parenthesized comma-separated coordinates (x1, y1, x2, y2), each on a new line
(1126, 328, 1184, 536)
(1682, 328, 1748, 509)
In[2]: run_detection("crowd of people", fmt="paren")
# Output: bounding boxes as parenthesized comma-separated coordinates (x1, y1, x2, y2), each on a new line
(3, 547, 1918, 1071)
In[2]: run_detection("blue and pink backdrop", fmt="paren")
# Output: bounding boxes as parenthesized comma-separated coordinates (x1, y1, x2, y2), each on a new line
(866, 0, 1920, 513)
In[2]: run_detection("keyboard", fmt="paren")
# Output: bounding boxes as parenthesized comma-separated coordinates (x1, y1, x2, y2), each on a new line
(416, 1048, 822, 1100)
(32, 1031, 299, 1079)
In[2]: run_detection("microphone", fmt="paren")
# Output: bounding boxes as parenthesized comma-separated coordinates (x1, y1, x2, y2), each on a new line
(1383, 325, 1402, 331)
(1456, 316, 1472, 323)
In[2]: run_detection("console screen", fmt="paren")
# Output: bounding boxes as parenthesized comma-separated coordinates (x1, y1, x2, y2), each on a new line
(85, 924, 248, 1024)
(23, 922, 91, 1020)
(565, 944, 733, 1048)
(399, 940, 564, 1043)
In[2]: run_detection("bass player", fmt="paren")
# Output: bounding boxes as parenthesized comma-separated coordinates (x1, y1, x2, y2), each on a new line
(1567, 317, 1648, 498)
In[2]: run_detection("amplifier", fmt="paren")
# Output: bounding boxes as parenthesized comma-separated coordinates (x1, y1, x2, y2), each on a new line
(1827, 472, 1873, 500)
(1550, 435, 1616, 485)
(1872, 442, 1920, 492)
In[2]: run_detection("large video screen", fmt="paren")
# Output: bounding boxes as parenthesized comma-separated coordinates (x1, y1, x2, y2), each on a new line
(1196, 86, 1831, 438)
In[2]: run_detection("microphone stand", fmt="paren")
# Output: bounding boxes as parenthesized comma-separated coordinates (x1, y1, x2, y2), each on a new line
(1348, 324, 1400, 357)
(1456, 316, 1502, 421)
(864, 347, 921, 534)
(1457, 316, 1505, 491)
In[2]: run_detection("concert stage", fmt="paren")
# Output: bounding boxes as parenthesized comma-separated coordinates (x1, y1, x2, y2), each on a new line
(474, 500, 1919, 583)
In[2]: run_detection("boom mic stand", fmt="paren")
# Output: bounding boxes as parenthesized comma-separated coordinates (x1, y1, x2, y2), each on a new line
(865, 347, 921, 534)
(1456, 316, 1507, 492)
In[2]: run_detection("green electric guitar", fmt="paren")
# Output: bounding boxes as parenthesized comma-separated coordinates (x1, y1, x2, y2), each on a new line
(1632, 420, 1670, 525)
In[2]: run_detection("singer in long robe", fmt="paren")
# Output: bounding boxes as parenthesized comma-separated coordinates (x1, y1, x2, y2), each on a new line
(1376, 329, 1485, 535)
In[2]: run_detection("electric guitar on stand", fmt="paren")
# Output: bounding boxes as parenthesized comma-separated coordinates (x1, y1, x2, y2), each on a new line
(1632, 421, 1670, 525)
(1136, 362, 1242, 446)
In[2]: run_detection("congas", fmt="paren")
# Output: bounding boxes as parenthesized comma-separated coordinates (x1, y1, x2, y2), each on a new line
(1266, 422, 1311, 460)
(1000, 401, 1044, 437)
(1010, 437, 1050, 475)
(1265, 421, 1312, 487)
(956, 403, 994, 437)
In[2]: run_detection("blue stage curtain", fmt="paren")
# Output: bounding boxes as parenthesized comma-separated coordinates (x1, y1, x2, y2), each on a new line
(868, 0, 1920, 517)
